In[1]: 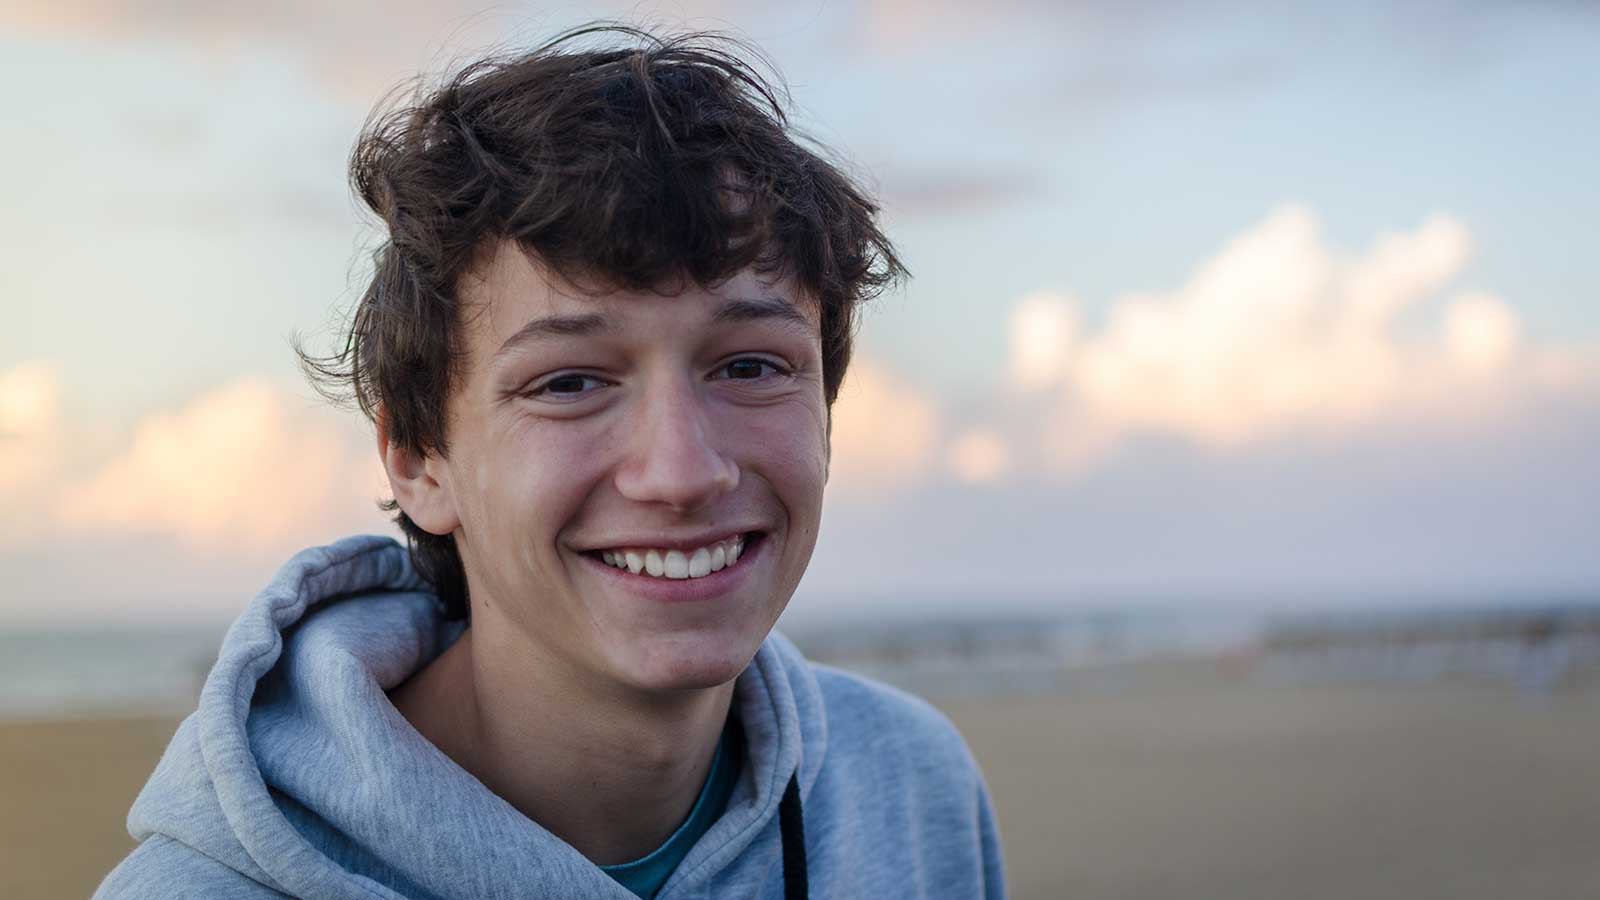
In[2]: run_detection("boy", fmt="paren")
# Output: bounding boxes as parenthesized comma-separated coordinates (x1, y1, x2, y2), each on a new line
(97, 25, 1005, 900)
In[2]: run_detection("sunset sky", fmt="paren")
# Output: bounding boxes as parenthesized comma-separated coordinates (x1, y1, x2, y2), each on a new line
(4, 1, 1598, 627)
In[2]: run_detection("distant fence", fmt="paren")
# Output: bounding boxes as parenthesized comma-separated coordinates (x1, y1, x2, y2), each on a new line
(1257, 608, 1600, 692)
(786, 606, 1600, 699)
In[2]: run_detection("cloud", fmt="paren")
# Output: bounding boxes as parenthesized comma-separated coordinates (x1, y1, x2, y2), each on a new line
(0, 374, 398, 623)
(0, 362, 62, 493)
(2, 1, 761, 104)
(1444, 291, 1521, 373)
(810, 207, 1599, 495)
(4, 1, 490, 96)
(1008, 291, 1082, 389)
(879, 168, 1046, 217)
(54, 379, 385, 548)
(826, 355, 941, 493)
(999, 205, 1600, 472)
(947, 429, 1009, 484)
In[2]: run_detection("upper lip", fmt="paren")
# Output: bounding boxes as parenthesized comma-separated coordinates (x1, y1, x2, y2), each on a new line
(575, 528, 763, 553)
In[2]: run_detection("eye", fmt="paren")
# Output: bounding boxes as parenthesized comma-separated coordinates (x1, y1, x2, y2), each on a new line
(525, 372, 610, 400)
(716, 358, 788, 381)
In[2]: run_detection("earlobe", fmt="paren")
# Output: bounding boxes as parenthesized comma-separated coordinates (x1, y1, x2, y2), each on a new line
(377, 412, 461, 537)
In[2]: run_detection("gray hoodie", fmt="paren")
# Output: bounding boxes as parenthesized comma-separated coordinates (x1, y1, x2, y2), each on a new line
(95, 535, 1006, 899)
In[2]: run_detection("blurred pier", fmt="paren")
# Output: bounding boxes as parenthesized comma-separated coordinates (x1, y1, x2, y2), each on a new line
(786, 603, 1600, 700)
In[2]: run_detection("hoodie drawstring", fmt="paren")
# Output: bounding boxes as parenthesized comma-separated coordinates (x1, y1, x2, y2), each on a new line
(779, 773, 807, 900)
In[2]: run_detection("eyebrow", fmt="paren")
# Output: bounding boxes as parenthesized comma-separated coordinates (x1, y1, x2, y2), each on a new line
(492, 312, 614, 362)
(491, 296, 816, 363)
(711, 297, 817, 336)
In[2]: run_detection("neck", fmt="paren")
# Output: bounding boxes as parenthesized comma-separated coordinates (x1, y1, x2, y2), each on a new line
(389, 620, 733, 865)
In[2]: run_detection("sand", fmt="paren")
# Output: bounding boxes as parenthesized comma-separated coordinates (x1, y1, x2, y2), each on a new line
(5, 677, 1599, 900)
(1, 716, 177, 900)
(944, 677, 1600, 900)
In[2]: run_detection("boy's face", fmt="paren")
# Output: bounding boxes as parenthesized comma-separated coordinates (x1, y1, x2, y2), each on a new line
(399, 242, 829, 693)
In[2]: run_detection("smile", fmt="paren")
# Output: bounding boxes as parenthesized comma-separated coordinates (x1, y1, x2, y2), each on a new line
(593, 534, 753, 580)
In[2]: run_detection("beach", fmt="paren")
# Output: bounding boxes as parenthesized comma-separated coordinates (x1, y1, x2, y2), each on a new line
(949, 677, 1600, 900)
(6, 676, 1599, 900)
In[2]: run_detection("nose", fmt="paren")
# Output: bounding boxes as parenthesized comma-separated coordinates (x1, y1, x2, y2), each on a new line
(613, 377, 740, 512)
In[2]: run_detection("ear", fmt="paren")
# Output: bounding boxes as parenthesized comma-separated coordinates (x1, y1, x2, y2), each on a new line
(377, 409, 461, 536)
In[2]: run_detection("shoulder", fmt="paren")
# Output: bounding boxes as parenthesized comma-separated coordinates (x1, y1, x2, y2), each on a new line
(810, 663, 982, 787)
(801, 665, 1006, 898)
(94, 836, 288, 900)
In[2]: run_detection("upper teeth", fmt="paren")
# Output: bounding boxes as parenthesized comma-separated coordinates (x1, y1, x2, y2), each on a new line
(600, 536, 747, 580)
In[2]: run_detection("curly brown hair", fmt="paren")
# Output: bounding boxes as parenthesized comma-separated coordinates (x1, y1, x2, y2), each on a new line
(299, 24, 906, 619)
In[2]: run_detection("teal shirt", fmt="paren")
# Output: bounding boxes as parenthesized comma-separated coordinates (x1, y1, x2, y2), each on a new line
(600, 721, 742, 899)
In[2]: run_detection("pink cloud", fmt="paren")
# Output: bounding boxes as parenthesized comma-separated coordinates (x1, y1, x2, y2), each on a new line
(0, 362, 63, 498)
(1001, 206, 1600, 472)
(826, 354, 942, 493)
(54, 378, 386, 549)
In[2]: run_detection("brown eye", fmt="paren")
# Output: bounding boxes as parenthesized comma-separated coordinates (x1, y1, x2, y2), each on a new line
(526, 373, 609, 400)
(725, 359, 771, 380)
(545, 375, 591, 394)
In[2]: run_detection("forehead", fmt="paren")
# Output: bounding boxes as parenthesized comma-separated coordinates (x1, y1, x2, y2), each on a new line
(456, 242, 819, 356)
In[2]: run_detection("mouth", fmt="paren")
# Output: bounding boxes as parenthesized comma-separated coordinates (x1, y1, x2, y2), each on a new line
(582, 531, 766, 582)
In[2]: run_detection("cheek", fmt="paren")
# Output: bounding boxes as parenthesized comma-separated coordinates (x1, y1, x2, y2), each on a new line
(460, 419, 609, 544)
(728, 399, 829, 512)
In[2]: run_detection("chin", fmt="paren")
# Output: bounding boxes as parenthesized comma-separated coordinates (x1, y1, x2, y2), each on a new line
(614, 631, 766, 693)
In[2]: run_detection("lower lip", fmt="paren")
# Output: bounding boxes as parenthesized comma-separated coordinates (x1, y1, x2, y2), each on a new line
(581, 536, 765, 603)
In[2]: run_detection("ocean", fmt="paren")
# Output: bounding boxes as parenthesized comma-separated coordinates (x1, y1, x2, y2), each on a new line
(4, 603, 1598, 721)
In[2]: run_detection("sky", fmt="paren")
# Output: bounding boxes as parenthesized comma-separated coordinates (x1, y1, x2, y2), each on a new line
(3, 1, 1598, 628)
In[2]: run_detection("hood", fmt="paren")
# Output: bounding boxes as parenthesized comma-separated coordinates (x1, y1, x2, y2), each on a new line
(128, 535, 828, 900)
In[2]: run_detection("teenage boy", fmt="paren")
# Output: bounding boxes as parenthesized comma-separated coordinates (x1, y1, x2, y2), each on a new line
(97, 26, 1005, 900)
